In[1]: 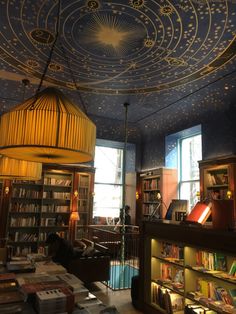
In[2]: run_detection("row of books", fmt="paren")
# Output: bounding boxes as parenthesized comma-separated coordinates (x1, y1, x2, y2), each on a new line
(10, 217, 39, 227)
(142, 204, 157, 215)
(160, 263, 184, 290)
(13, 179, 42, 185)
(38, 231, 68, 242)
(40, 217, 68, 227)
(9, 232, 38, 242)
(78, 200, 88, 212)
(12, 188, 40, 198)
(77, 189, 89, 199)
(143, 178, 159, 190)
(43, 178, 72, 186)
(152, 284, 184, 314)
(206, 189, 229, 200)
(10, 203, 40, 212)
(161, 242, 184, 261)
(11, 246, 33, 256)
(196, 251, 227, 271)
(143, 191, 160, 202)
(41, 205, 70, 213)
(184, 304, 217, 314)
(197, 277, 236, 306)
(206, 171, 228, 186)
(187, 290, 236, 313)
(78, 175, 90, 187)
(43, 191, 71, 199)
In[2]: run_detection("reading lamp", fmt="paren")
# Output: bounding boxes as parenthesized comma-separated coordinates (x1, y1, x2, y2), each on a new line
(70, 211, 80, 221)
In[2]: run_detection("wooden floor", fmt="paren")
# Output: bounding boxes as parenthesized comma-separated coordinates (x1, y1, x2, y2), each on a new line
(86, 282, 144, 314)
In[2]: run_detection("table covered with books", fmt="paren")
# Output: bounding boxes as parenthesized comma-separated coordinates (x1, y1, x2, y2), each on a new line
(0, 254, 118, 314)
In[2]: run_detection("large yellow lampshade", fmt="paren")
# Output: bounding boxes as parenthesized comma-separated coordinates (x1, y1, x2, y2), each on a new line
(0, 87, 96, 163)
(0, 156, 42, 180)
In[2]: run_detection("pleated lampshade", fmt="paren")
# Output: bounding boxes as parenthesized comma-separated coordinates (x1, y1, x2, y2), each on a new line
(0, 156, 42, 180)
(0, 87, 96, 163)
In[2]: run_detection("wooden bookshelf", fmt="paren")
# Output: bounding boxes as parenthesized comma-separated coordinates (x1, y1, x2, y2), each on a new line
(73, 172, 94, 239)
(4, 165, 95, 256)
(136, 168, 177, 224)
(199, 155, 236, 226)
(140, 220, 236, 314)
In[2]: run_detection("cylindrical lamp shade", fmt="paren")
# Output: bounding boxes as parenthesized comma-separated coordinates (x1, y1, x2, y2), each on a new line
(0, 156, 42, 180)
(0, 87, 96, 163)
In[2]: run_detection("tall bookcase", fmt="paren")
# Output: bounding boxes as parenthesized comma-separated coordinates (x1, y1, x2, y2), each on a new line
(140, 220, 236, 314)
(74, 172, 94, 239)
(199, 155, 236, 224)
(137, 168, 177, 224)
(5, 165, 95, 256)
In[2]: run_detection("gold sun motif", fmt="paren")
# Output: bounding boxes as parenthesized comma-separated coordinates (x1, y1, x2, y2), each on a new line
(81, 14, 142, 56)
(129, 0, 146, 10)
(96, 26, 127, 48)
(159, 5, 174, 16)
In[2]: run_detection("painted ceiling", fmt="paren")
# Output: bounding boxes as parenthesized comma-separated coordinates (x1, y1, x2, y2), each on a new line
(0, 0, 236, 141)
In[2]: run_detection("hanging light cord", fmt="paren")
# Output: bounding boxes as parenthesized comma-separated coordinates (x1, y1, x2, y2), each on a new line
(28, 0, 61, 111)
(60, 42, 87, 114)
(36, 0, 61, 95)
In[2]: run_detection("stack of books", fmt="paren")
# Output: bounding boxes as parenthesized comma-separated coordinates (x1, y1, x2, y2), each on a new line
(7, 259, 35, 273)
(35, 287, 74, 314)
(35, 261, 67, 275)
(0, 273, 25, 311)
(57, 273, 89, 302)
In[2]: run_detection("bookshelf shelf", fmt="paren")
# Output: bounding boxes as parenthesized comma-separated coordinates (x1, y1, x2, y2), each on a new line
(140, 220, 236, 314)
(153, 256, 185, 268)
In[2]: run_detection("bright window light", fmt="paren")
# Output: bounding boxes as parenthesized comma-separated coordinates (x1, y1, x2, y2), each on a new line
(93, 146, 123, 218)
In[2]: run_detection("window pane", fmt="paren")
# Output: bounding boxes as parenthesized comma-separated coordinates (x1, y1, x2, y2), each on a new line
(93, 184, 122, 218)
(180, 181, 200, 210)
(181, 135, 202, 181)
(94, 146, 123, 184)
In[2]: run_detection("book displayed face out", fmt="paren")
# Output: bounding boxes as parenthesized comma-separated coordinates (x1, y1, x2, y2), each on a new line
(185, 202, 212, 225)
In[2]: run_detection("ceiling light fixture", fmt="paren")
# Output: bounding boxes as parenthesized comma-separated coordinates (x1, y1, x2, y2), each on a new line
(0, 0, 96, 164)
(0, 156, 42, 180)
(0, 87, 96, 163)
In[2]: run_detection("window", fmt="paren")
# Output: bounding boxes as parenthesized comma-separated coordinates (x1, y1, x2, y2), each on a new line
(165, 125, 202, 211)
(93, 146, 123, 218)
(179, 134, 202, 210)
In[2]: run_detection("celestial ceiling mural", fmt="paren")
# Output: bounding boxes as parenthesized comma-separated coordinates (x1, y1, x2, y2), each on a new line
(0, 0, 236, 139)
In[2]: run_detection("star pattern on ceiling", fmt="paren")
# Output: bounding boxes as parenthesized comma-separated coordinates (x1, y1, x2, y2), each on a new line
(0, 0, 236, 138)
(1, 0, 236, 94)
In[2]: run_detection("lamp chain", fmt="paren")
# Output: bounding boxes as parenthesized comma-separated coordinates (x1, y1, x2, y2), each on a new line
(36, 0, 61, 94)
(29, 0, 61, 110)
(60, 42, 87, 114)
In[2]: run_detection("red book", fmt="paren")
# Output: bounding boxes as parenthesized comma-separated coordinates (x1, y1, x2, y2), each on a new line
(21, 281, 68, 295)
(0, 273, 16, 282)
(185, 202, 212, 224)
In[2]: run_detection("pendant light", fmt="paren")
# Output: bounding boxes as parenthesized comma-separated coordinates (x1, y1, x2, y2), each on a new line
(0, 156, 42, 180)
(0, 0, 96, 164)
(0, 87, 96, 164)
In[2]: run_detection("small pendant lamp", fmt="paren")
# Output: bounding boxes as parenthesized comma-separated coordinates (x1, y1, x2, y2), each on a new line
(0, 87, 96, 164)
(0, 156, 42, 180)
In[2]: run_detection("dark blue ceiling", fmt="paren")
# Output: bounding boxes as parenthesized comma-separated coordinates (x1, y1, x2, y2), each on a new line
(0, 0, 236, 140)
